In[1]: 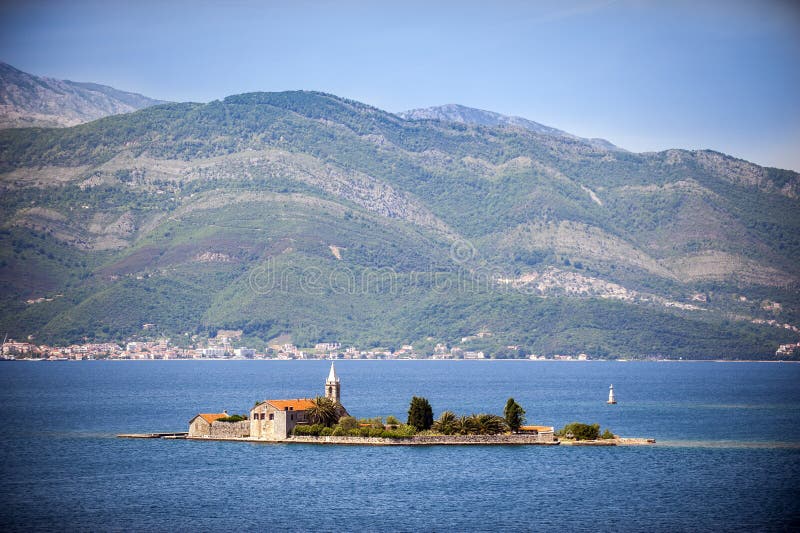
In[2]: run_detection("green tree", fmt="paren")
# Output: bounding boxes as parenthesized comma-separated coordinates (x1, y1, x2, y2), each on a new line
(407, 396, 434, 431)
(503, 398, 526, 433)
(337, 416, 358, 431)
(306, 396, 341, 427)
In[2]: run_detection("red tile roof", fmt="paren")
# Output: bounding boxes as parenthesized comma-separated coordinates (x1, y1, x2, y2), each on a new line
(197, 413, 227, 424)
(266, 399, 316, 411)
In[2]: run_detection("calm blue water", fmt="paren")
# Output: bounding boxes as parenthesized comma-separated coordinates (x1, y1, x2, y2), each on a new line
(1, 360, 799, 531)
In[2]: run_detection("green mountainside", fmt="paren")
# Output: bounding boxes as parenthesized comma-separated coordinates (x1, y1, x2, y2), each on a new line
(1, 90, 798, 358)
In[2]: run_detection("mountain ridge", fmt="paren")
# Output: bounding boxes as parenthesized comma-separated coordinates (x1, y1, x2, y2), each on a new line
(0, 61, 167, 129)
(398, 103, 620, 151)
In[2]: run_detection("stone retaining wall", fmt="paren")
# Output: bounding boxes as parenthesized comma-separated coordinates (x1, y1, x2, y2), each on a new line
(209, 420, 250, 438)
(288, 433, 558, 445)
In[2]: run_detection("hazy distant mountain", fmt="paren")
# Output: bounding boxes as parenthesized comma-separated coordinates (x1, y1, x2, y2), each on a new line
(0, 62, 167, 128)
(398, 103, 620, 151)
(1, 90, 798, 358)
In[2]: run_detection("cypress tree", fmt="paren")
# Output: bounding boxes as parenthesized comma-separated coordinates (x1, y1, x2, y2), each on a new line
(504, 397, 526, 433)
(407, 396, 434, 430)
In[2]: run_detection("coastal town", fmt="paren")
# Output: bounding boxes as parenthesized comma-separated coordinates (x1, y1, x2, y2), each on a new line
(4, 329, 800, 361)
(0, 328, 602, 361)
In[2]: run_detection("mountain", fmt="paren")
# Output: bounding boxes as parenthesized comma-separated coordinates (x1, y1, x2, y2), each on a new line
(0, 90, 798, 359)
(0, 62, 167, 129)
(398, 103, 619, 151)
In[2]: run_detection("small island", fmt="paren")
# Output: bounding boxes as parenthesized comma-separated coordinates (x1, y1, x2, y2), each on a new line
(122, 363, 654, 446)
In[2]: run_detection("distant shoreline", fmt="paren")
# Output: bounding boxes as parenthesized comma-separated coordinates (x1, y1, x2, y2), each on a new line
(8, 358, 799, 363)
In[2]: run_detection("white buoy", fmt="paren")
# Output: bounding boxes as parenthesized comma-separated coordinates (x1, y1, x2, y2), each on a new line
(607, 384, 617, 404)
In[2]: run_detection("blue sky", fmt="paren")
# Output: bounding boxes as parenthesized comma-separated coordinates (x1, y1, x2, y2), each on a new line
(1, 0, 799, 170)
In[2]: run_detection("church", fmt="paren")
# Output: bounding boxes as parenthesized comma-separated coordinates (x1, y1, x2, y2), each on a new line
(248, 362, 348, 440)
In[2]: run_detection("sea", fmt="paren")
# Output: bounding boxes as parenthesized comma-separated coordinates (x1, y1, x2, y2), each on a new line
(1, 360, 799, 532)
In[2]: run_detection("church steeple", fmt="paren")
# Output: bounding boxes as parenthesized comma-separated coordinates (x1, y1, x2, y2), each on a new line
(325, 362, 340, 403)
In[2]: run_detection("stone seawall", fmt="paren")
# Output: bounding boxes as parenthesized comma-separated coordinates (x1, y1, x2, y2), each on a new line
(288, 433, 558, 446)
(208, 420, 250, 439)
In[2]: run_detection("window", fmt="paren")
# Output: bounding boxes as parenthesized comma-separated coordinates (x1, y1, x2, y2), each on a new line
(269, 413, 274, 421)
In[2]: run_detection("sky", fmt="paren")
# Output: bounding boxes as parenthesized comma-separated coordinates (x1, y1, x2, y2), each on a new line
(1, 0, 799, 170)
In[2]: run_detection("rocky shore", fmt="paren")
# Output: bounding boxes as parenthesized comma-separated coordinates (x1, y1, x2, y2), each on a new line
(560, 437, 656, 446)
(173, 434, 656, 446)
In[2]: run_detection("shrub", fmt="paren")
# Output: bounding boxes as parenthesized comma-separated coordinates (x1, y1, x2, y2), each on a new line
(382, 424, 416, 438)
(558, 422, 600, 440)
(292, 424, 325, 436)
(352, 427, 385, 438)
(601, 429, 615, 440)
(320, 427, 333, 436)
(380, 430, 408, 439)
(385, 415, 400, 426)
(331, 426, 345, 436)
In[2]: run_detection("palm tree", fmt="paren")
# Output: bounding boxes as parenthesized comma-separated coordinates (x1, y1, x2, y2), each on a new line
(306, 396, 340, 427)
(481, 414, 508, 435)
(465, 413, 508, 435)
(456, 415, 473, 435)
(432, 410, 458, 435)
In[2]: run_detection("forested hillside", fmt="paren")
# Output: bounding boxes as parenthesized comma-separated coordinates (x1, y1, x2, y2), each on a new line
(1, 91, 798, 358)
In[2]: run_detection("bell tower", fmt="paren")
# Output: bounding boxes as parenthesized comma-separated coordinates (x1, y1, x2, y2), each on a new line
(325, 362, 340, 403)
